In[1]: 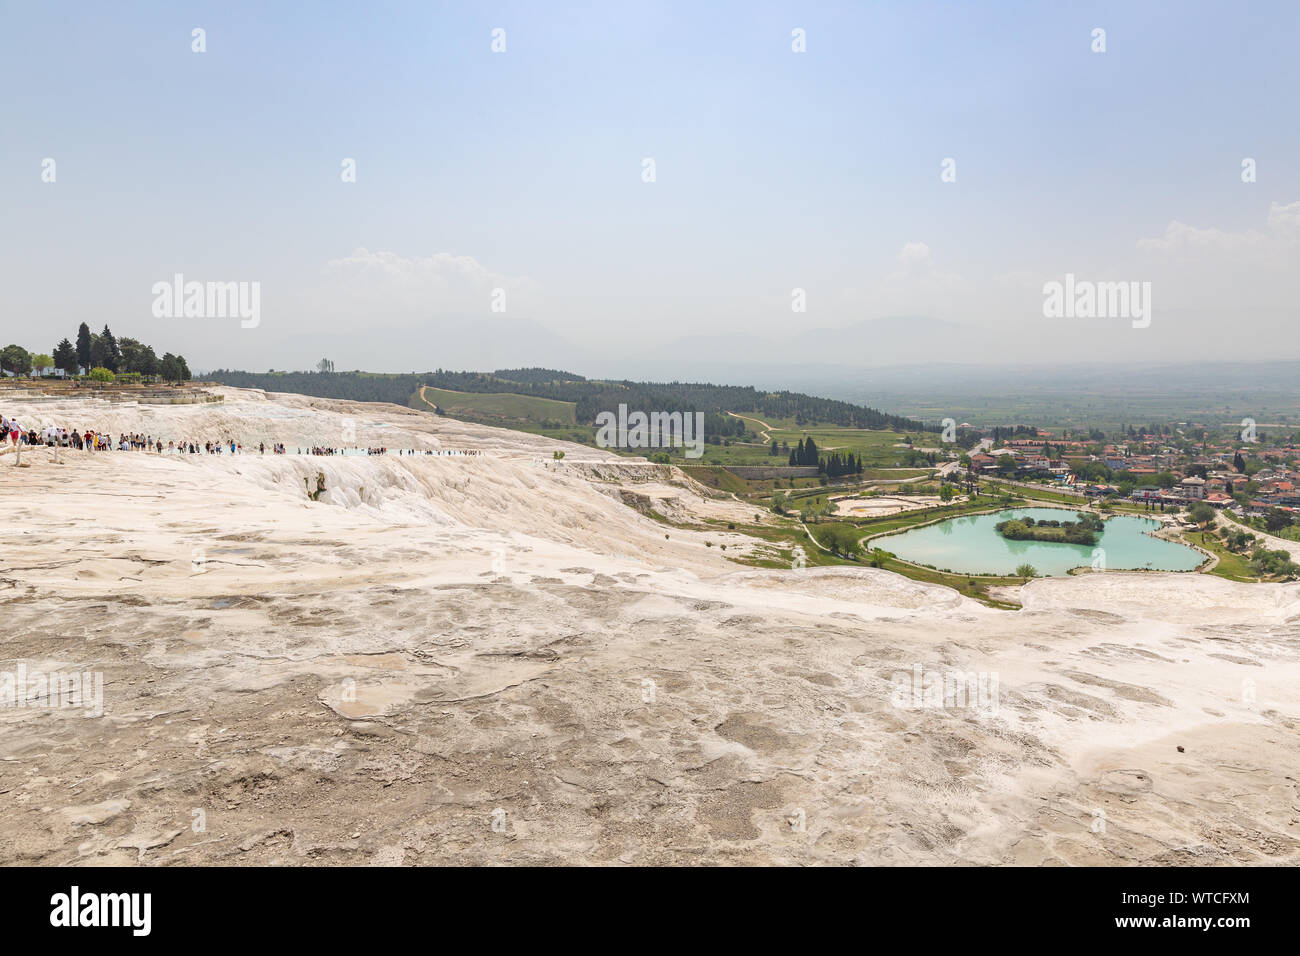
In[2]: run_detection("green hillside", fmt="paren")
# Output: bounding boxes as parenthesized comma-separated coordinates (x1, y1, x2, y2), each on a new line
(417, 385, 577, 426)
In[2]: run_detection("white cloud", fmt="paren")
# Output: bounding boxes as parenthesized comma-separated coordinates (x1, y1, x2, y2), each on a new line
(1266, 199, 1300, 233)
(1137, 200, 1299, 253)
(315, 248, 538, 319)
(325, 247, 524, 290)
(886, 240, 962, 288)
(1136, 220, 1268, 252)
(897, 241, 933, 267)
(1127, 200, 1300, 317)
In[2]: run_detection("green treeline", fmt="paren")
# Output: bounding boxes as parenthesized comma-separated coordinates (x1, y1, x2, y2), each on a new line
(3, 322, 191, 383)
(787, 437, 863, 475)
(490, 367, 587, 384)
(206, 368, 932, 434)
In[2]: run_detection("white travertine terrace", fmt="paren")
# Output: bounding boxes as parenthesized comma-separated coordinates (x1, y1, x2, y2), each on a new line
(2, 387, 1297, 865)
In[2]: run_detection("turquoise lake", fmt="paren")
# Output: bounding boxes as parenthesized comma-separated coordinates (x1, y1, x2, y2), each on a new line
(872, 507, 1204, 577)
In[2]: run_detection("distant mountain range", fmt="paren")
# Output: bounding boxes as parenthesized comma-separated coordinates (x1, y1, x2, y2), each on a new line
(634, 316, 969, 369)
(191, 307, 1300, 387)
(193, 311, 1300, 433)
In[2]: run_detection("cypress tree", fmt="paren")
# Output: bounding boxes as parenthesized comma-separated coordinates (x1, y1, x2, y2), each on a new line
(76, 322, 92, 370)
(100, 325, 121, 372)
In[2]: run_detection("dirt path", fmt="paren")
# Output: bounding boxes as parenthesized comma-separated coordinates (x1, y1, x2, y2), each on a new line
(726, 411, 774, 443)
(1216, 513, 1300, 562)
(799, 519, 834, 552)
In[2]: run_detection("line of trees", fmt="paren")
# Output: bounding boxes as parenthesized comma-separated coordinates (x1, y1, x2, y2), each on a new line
(206, 368, 932, 434)
(789, 436, 820, 466)
(2, 323, 191, 383)
(821, 451, 864, 476)
(786, 437, 864, 475)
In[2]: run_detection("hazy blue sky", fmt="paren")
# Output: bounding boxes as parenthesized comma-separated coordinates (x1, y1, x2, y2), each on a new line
(3, 0, 1297, 373)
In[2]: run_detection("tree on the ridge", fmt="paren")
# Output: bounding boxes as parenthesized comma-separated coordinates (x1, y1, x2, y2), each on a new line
(1187, 502, 1217, 542)
(1, 344, 33, 375)
(118, 338, 159, 376)
(1264, 507, 1293, 534)
(99, 325, 121, 372)
(802, 436, 819, 467)
(75, 322, 92, 370)
(88, 335, 112, 371)
(160, 353, 182, 383)
(53, 338, 78, 376)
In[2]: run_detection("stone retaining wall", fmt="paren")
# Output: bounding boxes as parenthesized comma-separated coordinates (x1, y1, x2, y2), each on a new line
(724, 466, 820, 479)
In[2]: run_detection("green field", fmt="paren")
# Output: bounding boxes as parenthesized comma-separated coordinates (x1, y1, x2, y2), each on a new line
(493, 405, 932, 471)
(704, 416, 922, 468)
(417, 385, 576, 426)
(677, 466, 753, 495)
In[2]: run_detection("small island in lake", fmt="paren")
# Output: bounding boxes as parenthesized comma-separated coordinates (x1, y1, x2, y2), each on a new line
(995, 511, 1105, 546)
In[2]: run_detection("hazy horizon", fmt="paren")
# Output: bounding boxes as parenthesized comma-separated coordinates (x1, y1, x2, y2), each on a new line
(4, 1, 1298, 374)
